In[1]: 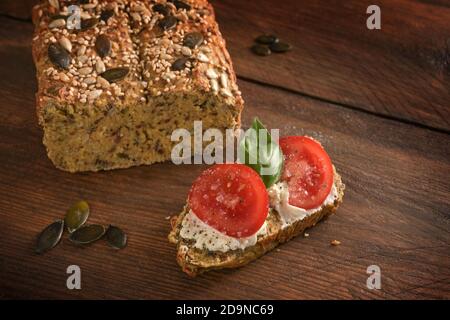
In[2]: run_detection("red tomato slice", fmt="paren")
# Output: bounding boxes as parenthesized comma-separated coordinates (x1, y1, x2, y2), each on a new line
(188, 164, 269, 238)
(279, 136, 334, 210)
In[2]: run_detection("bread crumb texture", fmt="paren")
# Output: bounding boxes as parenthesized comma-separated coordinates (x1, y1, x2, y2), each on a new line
(32, 0, 243, 172)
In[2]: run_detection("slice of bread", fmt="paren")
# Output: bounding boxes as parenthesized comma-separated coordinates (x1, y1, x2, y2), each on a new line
(168, 168, 345, 276)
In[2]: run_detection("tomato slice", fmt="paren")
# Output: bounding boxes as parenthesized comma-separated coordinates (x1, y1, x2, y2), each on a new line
(188, 164, 269, 238)
(279, 136, 334, 210)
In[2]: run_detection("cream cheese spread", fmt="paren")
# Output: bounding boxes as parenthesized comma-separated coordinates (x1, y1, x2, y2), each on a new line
(267, 181, 337, 227)
(179, 210, 268, 252)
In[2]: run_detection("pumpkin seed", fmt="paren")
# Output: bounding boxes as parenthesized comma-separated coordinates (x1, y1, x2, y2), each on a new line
(158, 15, 178, 31)
(80, 18, 98, 30)
(48, 43, 71, 69)
(174, 1, 191, 11)
(251, 44, 271, 56)
(183, 32, 204, 49)
(255, 34, 279, 45)
(69, 224, 106, 245)
(65, 200, 90, 233)
(95, 34, 111, 58)
(35, 220, 64, 254)
(171, 57, 190, 71)
(153, 4, 169, 16)
(50, 14, 68, 21)
(269, 42, 292, 53)
(100, 9, 114, 22)
(100, 67, 130, 83)
(105, 225, 127, 249)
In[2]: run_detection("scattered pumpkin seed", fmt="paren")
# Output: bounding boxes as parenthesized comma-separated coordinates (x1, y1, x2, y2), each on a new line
(251, 44, 271, 56)
(269, 42, 292, 53)
(255, 34, 279, 45)
(69, 224, 106, 245)
(153, 4, 169, 16)
(95, 34, 111, 58)
(158, 15, 178, 31)
(80, 18, 98, 30)
(105, 225, 127, 249)
(183, 32, 204, 49)
(100, 9, 114, 22)
(35, 220, 64, 254)
(48, 43, 71, 69)
(171, 57, 190, 71)
(65, 200, 89, 233)
(174, 0, 191, 11)
(100, 67, 130, 83)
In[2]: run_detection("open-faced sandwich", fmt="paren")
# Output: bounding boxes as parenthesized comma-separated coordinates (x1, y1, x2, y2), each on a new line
(169, 119, 345, 276)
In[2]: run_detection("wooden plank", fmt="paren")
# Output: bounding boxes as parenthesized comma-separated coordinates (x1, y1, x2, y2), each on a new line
(0, 16, 449, 299)
(211, 0, 450, 131)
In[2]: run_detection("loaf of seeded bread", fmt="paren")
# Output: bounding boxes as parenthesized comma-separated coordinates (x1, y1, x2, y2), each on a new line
(31, 0, 243, 172)
(168, 169, 345, 277)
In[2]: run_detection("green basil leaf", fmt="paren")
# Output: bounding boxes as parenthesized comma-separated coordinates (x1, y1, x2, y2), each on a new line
(239, 118, 283, 188)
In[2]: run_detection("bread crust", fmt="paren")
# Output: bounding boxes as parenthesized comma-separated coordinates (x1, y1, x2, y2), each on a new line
(169, 169, 345, 276)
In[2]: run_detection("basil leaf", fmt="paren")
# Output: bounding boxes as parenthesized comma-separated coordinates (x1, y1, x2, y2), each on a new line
(239, 118, 283, 188)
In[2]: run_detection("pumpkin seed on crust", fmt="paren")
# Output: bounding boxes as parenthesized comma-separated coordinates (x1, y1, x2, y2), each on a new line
(48, 43, 71, 69)
(183, 32, 204, 49)
(80, 18, 98, 30)
(95, 34, 111, 58)
(171, 57, 190, 71)
(100, 9, 114, 22)
(159, 15, 178, 31)
(100, 67, 130, 83)
(153, 4, 170, 16)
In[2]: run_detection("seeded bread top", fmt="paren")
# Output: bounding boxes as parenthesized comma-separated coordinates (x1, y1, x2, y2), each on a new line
(32, 0, 242, 114)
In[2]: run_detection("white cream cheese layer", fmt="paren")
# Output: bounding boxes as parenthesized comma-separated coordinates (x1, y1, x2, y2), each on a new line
(267, 181, 337, 228)
(179, 210, 268, 252)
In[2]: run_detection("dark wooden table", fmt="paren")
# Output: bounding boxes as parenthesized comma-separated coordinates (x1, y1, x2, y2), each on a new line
(0, 0, 449, 299)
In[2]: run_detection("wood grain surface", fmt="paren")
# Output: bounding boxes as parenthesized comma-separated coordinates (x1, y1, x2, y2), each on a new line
(0, 1, 449, 299)
(213, 0, 450, 132)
